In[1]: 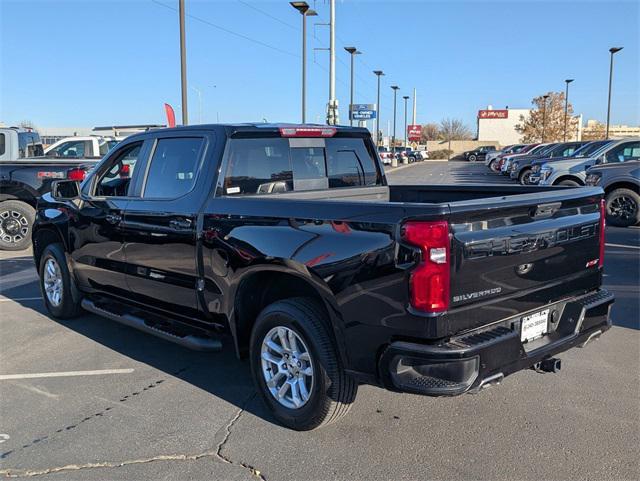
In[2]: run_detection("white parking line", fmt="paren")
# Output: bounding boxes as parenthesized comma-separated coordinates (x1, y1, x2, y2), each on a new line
(0, 297, 41, 302)
(0, 369, 134, 381)
(605, 243, 640, 250)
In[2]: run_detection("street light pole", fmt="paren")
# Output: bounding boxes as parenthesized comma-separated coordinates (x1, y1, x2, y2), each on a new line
(290, 2, 317, 124)
(179, 0, 188, 125)
(391, 85, 399, 153)
(606, 47, 623, 139)
(563, 79, 574, 141)
(403, 95, 409, 147)
(344, 47, 361, 126)
(373, 70, 384, 146)
(541, 94, 550, 142)
(326, 0, 338, 125)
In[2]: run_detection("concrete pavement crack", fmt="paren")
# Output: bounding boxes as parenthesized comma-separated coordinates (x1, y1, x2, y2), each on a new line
(0, 392, 265, 480)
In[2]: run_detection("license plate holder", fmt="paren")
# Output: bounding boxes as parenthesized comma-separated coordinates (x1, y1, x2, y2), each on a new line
(521, 309, 549, 342)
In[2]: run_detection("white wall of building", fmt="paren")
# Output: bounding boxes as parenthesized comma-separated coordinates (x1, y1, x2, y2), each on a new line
(477, 108, 530, 146)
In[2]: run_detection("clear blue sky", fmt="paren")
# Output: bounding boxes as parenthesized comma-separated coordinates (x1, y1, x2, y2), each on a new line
(1, 0, 638, 133)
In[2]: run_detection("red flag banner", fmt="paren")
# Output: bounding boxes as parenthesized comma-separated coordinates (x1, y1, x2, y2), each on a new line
(164, 103, 176, 128)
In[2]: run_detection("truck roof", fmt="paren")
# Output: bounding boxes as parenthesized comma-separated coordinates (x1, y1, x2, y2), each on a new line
(124, 123, 370, 139)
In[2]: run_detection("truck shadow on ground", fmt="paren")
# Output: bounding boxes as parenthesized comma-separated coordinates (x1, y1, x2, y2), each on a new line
(1, 258, 279, 426)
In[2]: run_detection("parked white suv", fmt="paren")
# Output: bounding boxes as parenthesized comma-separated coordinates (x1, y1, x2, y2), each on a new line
(44, 136, 122, 158)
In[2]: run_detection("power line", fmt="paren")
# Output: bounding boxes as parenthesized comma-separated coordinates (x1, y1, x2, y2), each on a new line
(151, 0, 299, 59)
(235, 0, 299, 31)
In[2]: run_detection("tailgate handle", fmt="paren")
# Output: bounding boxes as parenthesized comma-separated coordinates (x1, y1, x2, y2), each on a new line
(532, 202, 561, 219)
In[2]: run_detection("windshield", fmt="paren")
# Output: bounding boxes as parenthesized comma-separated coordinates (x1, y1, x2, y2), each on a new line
(529, 144, 552, 156)
(576, 140, 613, 158)
(17, 132, 44, 158)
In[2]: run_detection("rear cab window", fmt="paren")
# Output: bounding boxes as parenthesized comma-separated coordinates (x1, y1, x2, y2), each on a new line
(222, 135, 381, 196)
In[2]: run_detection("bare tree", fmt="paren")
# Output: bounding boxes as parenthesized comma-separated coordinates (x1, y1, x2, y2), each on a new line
(18, 120, 35, 129)
(439, 118, 473, 141)
(439, 118, 472, 159)
(420, 123, 440, 142)
(516, 92, 579, 143)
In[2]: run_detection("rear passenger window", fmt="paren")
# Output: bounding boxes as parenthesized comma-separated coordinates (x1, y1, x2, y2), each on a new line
(223, 136, 380, 195)
(326, 138, 378, 188)
(144, 137, 204, 198)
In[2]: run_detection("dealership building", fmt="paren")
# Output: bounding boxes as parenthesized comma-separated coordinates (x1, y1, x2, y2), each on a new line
(476, 106, 531, 146)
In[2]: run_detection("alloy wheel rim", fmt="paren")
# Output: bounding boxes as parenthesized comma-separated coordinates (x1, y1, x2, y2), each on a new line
(261, 326, 314, 409)
(609, 195, 637, 220)
(43, 258, 63, 307)
(0, 210, 29, 244)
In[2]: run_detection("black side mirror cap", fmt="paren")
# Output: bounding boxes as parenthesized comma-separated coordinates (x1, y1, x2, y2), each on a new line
(51, 180, 80, 200)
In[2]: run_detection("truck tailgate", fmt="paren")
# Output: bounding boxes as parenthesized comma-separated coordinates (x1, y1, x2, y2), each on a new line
(446, 187, 603, 328)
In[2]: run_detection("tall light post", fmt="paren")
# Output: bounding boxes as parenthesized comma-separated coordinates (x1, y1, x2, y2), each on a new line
(326, 0, 338, 125)
(391, 85, 400, 159)
(290, 2, 317, 124)
(606, 47, 623, 139)
(179, 0, 188, 125)
(563, 79, 574, 141)
(373, 70, 384, 146)
(402, 96, 409, 148)
(541, 94, 550, 142)
(344, 47, 361, 126)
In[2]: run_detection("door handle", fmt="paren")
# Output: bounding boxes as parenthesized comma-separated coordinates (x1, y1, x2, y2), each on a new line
(169, 218, 193, 230)
(105, 213, 122, 224)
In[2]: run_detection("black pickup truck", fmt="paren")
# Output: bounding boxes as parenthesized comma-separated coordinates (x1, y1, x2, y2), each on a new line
(33, 124, 613, 430)
(0, 159, 97, 250)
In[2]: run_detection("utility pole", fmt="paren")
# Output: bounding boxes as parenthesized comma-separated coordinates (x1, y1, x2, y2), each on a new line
(179, 0, 188, 125)
(326, 0, 339, 125)
(412, 88, 417, 125)
(373, 70, 384, 146)
(563, 79, 574, 141)
(290, 2, 317, 124)
(345, 47, 361, 126)
(403, 95, 409, 147)
(541, 94, 550, 142)
(606, 47, 623, 139)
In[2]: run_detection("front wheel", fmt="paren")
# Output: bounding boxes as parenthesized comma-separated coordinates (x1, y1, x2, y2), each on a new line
(468, 154, 477, 162)
(518, 168, 532, 185)
(606, 188, 640, 227)
(557, 179, 580, 187)
(39, 243, 82, 319)
(250, 298, 357, 430)
(0, 200, 35, 251)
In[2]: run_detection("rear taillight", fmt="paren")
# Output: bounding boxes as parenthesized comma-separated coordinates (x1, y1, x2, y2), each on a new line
(598, 198, 606, 268)
(402, 221, 450, 313)
(67, 168, 86, 181)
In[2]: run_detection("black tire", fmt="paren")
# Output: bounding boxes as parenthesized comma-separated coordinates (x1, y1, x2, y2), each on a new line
(38, 243, 82, 319)
(489, 160, 499, 172)
(606, 188, 640, 227)
(558, 179, 580, 187)
(468, 154, 477, 162)
(250, 297, 357, 430)
(409, 156, 416, 163)
(0, 200, 35, 251)
(518, 168, 532, 185)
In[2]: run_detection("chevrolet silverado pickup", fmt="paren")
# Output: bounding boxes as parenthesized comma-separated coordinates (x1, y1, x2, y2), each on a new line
(33, 124, 613, 430)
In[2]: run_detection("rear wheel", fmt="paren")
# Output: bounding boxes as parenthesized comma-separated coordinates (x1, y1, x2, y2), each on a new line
(606, 188, 640, 227)
(39, 243, 82, 319)
(0, 201, 35, 251)
(250, 298, 357, 430)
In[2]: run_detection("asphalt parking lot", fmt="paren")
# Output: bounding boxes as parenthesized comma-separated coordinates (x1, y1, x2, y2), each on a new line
(1, 161, 638, 481)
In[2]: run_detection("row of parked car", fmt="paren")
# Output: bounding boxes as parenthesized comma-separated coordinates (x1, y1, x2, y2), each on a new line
(485, 139, 640, 227)
(377, 146, 429, 165)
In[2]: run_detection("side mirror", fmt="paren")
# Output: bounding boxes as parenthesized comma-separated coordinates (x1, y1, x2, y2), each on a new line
(51, 180, 80, 200)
